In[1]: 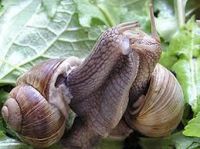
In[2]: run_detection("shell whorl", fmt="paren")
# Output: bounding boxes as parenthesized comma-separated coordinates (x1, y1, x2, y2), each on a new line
(126, 64, 184, 137)
(1, 57, 82, 147)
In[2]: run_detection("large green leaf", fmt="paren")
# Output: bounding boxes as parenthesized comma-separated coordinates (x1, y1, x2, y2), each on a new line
(172, 58, 200, 113)
(0, 0, 99, 85)
(0, 0, 155, 86)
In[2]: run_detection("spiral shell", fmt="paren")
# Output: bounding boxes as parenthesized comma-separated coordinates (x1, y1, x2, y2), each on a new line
(126, 64, 184, 137)
(1, 57, 82, 147)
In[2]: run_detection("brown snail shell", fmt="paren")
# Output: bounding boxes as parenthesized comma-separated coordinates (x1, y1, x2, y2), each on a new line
(126, 64, 184, 137)
(1, 57, 82, 148)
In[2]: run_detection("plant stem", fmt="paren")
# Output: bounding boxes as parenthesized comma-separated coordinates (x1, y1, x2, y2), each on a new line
(97, 5, 115, 27)
(176, 0, 185, 27)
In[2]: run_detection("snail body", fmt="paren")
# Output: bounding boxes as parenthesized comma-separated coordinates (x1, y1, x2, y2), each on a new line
(62, 22, 141, 149)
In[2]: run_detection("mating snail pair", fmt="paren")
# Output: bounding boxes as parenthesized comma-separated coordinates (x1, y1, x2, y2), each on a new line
(1, 4, 184, 149)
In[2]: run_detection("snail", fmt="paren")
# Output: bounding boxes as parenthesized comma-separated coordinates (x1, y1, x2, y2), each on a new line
(1, 2, 184, 149)
(1, 57, 82, 148)
(107, 64, 184, 139)
(122, 3, 184, 137)
(105, 4, 184, 140)
(125, 64, 184, 137)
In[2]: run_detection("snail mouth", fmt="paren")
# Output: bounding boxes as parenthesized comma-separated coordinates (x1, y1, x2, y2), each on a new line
(1, 97, 22, 132)
(55, 74, 66, 88)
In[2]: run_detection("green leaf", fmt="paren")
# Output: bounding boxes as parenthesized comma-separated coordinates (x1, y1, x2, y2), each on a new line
(139, 132, 200, 149)
(172, 58, 200, 113)
(161, 18, 195, 61)
(160, 18, 200, 113)
(0, 0, 100, 85)
(184, 112, 200, 137)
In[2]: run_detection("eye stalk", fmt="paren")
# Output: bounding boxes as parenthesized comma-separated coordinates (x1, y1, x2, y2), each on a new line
(149, 0, 160, 42)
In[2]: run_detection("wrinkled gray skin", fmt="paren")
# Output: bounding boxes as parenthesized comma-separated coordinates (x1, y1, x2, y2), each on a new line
(62, 21, 161, 149)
